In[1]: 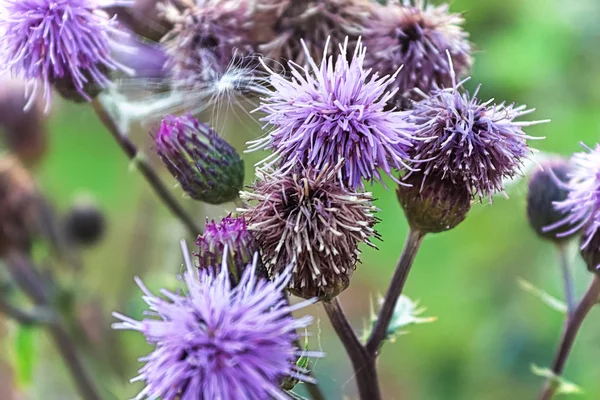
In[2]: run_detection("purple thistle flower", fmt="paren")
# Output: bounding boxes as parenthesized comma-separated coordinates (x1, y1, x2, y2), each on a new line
(256, 0, 373, 72)
(113, 244, 321, 400)
(0, 0, 132, 111)
(196, 214, 267, 283)
(155, 114, 244, 205)
(363, 0, 472, 108)
(160, 0, 258, 91)
(545, 144, 600, 249)
(251, 37, 416, 189)
(407, 61, 546, 200)
(238, 161, 379, 301)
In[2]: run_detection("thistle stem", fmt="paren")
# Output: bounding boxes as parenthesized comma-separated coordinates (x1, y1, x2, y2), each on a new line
(305, 378, 327, 400)
(91, 99, 202, 237)
(366, 228, 425, 355)
(5, 252, 103, 400)
(539, 275, 600, 400)
(323, 298, 381, 400)
(557, 243, 575, 316)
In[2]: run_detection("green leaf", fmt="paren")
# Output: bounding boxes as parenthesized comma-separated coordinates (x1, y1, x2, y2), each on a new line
(11, 325, 37, 388)
(531, 364, 583, 396)
(517, 278, 567, 314)
(363, 295, 436, 343)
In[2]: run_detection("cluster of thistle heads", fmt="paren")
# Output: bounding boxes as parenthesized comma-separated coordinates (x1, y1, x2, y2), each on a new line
(6, 0, 600, 398)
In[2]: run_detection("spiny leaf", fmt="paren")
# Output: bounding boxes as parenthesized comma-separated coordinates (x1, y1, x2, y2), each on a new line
(531, 364, 583, 396)
(518, 278, 567, 314)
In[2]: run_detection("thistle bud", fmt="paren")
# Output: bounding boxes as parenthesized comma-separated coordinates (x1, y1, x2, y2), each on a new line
(64, 196, 106, 247)
(0, 79, 47, 165)
(0, 156, 40, 255)
(195, 215, 267, 284)
(397, 173, 471, 234)
(580, 230, 600, 274)
(526, 159, 577, 242)
(155, 115, 244, 204)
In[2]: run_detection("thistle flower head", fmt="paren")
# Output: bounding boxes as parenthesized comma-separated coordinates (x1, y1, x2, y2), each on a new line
(257, 0, 372, 71)
(363, 0, 471, 107)
(252, 38, 416, 189)
(160, 0, 257, 91)
(238, 162, 379, 301)
(526, 158, 578, 242)
(155, 114, 244, 204)
(546, 144, 600, 249)
(113, 245, 320, 400)
(407, 64, 545, 200)
(196, 215, 267, 284)
(0, 0, 131, 110)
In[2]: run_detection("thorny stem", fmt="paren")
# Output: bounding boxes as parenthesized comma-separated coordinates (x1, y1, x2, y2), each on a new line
(91, 99, 203, 237)
(323, 299, 381, 400)
(539, 275, 600, 400)
(366, 228, 425, 355)
(5, 252, 103, 400)
(556, 243, 576, 317)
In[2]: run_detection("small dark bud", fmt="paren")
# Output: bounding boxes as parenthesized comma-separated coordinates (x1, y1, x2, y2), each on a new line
(155, 115, 244, 205)
(397, 173, 472, 234)
(64, 197, 106, 247)
(580, 230, 600, 274)
(0, 156, 41, 255)
(196, 215, 267, 285)
(526, 159, 577, 242)
(0, 80, 48, 165)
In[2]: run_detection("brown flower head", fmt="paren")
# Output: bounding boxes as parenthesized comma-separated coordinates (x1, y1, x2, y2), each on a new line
(257, 0, 373, 71)
(239, 162, 379, 301)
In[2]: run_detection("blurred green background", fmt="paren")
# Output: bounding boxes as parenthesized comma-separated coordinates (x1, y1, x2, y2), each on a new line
(2, 0, 600, 399)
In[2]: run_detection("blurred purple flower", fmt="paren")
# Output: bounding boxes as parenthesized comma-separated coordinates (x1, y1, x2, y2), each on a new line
(113, 246, 320, 400)
(363, 0, 471, 107)
(252, 37, 416, 189)
(155, 114, 244, 204)
(546, 144, 600, 248)
(0, 0, 131, 110)
(160, 0, 257, 91)
(407, 63, 545, 200)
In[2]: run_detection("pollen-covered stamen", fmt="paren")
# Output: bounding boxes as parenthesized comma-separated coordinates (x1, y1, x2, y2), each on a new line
(238, 161, 379, 301)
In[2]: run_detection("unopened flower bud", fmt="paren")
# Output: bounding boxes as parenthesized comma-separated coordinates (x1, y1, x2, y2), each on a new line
(397, 173, 471, 234)
(526, 159, 577, 242)
(155, 115, 244, 204)
(0, 79, 47, 165)
(0, 156, 41, 255)
(196, 215, 267, 284)
(64, 196, 106, 247)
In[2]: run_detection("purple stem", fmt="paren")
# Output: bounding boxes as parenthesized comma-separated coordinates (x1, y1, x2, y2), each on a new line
(539, 275, 600, 400)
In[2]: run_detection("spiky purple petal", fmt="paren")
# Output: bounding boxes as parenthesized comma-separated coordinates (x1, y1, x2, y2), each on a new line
(0, 0, 131, 110)
(113, 248, 320, 400)
(252, 37, 416, 189)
